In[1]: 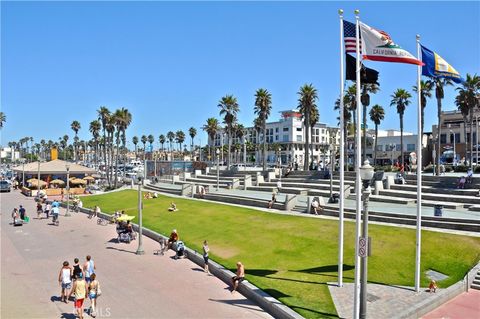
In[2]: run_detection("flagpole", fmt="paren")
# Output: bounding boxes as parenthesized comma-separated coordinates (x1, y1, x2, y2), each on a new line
(415, 34, 423, 293)
(353, 9, 362, 319)
(338, 8, 345, 288)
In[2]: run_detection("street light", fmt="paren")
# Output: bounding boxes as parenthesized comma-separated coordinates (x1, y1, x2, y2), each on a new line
(359, 159, 374, 319)
(216, 148, 220, 191)
(136, 170, 145, 255)
(21, 159, 26, 187)
(65, 163, 71, 217)
(389, 143, 395, 167)
(449, 129, 456, 165)
(37, 160, 41, 195)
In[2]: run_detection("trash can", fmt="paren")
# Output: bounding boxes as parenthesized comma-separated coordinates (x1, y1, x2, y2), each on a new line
(329, 193, 340, 204)
(434, 204, 443, 217)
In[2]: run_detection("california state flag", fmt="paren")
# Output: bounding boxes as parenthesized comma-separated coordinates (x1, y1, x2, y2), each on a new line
(360, 22, 423, 66)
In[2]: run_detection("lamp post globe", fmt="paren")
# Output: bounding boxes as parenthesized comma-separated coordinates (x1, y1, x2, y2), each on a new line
(136, 170, 145, 255)
(65, 163, 71, 217)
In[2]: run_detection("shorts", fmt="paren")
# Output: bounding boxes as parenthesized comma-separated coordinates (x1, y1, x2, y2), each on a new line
(203, 256, 209, 264)
(85, 276, 92, 283)
(61, 282, 72, 289)
(232, 276, 245, 283)
(89, 291, 97, 299)
(74, 298, 84, 309)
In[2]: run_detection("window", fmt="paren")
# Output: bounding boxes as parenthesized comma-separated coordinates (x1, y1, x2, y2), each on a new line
(376, 145, 383, 151)
(275, 135, 279, 141)
(283, 127, 289, 132)
(275, 127, 279, 133)
(407, 144, 415, 151)
(396, 144, 401, 151)
(450, 133, 460, 143)
(296, 135, 302, 142)
(440, 134, 446, 144)
(283, 135, 289, 142)
(296, 127, 302, 132)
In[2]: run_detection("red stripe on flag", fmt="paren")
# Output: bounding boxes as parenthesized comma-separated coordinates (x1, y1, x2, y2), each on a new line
(363, 55, 424, 66)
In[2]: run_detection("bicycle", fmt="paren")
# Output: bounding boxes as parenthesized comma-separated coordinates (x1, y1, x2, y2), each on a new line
(97, 217, 109, 226)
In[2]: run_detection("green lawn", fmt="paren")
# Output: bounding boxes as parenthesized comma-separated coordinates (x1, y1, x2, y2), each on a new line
(82, 190, 480, 319)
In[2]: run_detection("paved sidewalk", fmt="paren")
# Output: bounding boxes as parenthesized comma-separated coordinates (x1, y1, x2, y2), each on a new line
(1, 191, 273, 319)
(422, 289, 480, 319)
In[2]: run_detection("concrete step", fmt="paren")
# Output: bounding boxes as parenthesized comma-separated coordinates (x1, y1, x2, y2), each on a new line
(202, 193, 284, 210)
(246, 186, 307, 195)
(369, 195, 415, 205)
(471, 283, 480, 290)
(390, 184, 479, 197)
(379, 189, 480, 205)
(420, 201, 464, 209)
(468, 205, 480, 212)
(259, 182, 346, 192)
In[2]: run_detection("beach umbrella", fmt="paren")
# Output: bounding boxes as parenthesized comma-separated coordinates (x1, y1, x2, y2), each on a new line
(116, 215, 135, 222)
(29, 179, 47, 189)
(83, 176, 95, 181)
(70, 178, 87, 185)
(50, 179, 65, 185)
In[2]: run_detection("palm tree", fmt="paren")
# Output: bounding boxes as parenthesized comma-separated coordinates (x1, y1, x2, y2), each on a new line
(235, 124, 245, 163)
(253, 117, 263, 164)
(334, 95, 353, 171)
(113, 108, 132, 187)
(431, 78, 454, 175)
(361, 83, 380, 161)
(254, 88, 272, 171)
(297, 84, 318, 170)
(390, 89, 412, 170)
(175, 130, 185, 154)
(188, 127, 197, 158)
(132, 136, 139, 160)
(141, 135, 148, 161)
(89, 120, 101, 169)
(147, 134, 154, 154)
(166, 131, 175, 161)
(71, 120, 81, 162)
(0, 111, 5, 129)
(456, 90, 470, 162)
(98, 106, 111, 183)
(203, 118, 219, 160)
(456, 74, 480, 167)
(412, 80, 434, 137)
(369, 104, 385, 166)
(218, 95, 240, 169)
(159, 135, 166, 159)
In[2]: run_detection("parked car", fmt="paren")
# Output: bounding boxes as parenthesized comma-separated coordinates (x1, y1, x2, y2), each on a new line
(0, 180, 11, 192)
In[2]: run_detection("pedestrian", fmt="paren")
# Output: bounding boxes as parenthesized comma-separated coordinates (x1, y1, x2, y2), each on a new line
(87, 273, 101, 317)
(268, 192, 276, 209)
(72, 258, 83, 280)
(11, 208, 19, 224)
(83, 255, 96, 283)
(36, 202, 43, 219)
(44, 202, 51, 218)
(19, 205, 26, 220)
(203, 240, 210, 274)
(51, 205, 60, 225)
(231, 261, 245, 293)
(429, 279, 438, 293)
(58, 261, 72, 303)
(69, 272, 87, 319)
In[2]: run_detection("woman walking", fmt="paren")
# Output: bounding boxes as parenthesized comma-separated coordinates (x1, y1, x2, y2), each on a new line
(203, 240, 210, 274)
(87, 273, 101, 318)
(58, 261, 72, 303)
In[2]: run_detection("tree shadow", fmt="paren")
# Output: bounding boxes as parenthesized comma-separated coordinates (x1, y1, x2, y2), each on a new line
(262, 288, 290, 299)
(290, 305, 338, 318)
(296, 264, 355, 274)
(244, 269, 278, 277)
(208, 298, 268, 313)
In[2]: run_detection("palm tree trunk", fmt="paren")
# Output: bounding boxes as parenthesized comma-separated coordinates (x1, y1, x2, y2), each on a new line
(114, 138, 120, 188)
(227, 128, 231, 169)
(463, 118, 468, 165)
(262, 121, 267, 171)
(102, 129, 110, 185)
(436, 98, 442, 176)
(400, 115, 404, 170)
(374, 124, 378, 166)
(470, 113, 474, 168)
(304, 119, 310, 171)
(344, 126, 349, 171)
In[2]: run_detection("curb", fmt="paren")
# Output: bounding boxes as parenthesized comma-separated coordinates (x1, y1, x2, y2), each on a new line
(65, 204, 305, 319)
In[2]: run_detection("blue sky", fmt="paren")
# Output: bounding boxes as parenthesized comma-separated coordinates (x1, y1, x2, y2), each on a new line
(2, 1, 479, 148)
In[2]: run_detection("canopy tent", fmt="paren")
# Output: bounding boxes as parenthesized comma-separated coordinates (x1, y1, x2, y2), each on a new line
(12, 159, 96, 175)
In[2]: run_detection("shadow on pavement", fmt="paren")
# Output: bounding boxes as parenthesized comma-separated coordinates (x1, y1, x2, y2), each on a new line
(106, 246, 136, 254)
(191, 267, 205, 272)
(60, 313, 77, 319)
(208, 298, 267, 313)
(50, 295, 62, 302)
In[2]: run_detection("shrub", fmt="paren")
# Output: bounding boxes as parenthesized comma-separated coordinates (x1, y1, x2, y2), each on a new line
(424, 165, 434, 173)
(453, 165, 469, 173)
(192, 161, 207, 171)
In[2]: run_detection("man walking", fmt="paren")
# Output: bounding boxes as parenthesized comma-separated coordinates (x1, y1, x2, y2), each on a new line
(69, 272, 87, 319)
(19, 205, 26, 220)
(83, 255, 96, 284)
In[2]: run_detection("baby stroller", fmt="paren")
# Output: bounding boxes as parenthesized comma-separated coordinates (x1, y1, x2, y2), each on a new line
(174, 241, 187, 259)
(116, 223, 136, 243)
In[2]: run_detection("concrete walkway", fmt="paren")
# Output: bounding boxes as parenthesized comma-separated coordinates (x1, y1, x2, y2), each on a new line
(422, 289, 480, 319)
(0, 191, 273, 319)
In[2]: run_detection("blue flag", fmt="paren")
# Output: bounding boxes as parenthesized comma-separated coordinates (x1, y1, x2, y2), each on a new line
(421, 45, 463, 83)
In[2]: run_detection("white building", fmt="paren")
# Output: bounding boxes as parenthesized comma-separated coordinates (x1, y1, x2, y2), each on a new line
(0, 147, 20, 162)
(210, 110, 340, 167)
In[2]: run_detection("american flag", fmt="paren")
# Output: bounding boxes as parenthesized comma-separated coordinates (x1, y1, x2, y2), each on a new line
(344, 20, 361, 54)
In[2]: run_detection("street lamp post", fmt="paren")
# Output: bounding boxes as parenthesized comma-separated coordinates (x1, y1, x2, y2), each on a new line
(37, 160, 41, 195)
(327, 128, 339, 202)
(65, 163, 71, 217)
(476, 115, 479, 166)
(449, 129, 456, 165)
(389, 143, 395, 167)
(216, 148, 220, 191)
(22, 159, 25, 187)
(359, 160, 374, 319)
(278, 147, 282, 185)
(136, 170, 145, 255)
